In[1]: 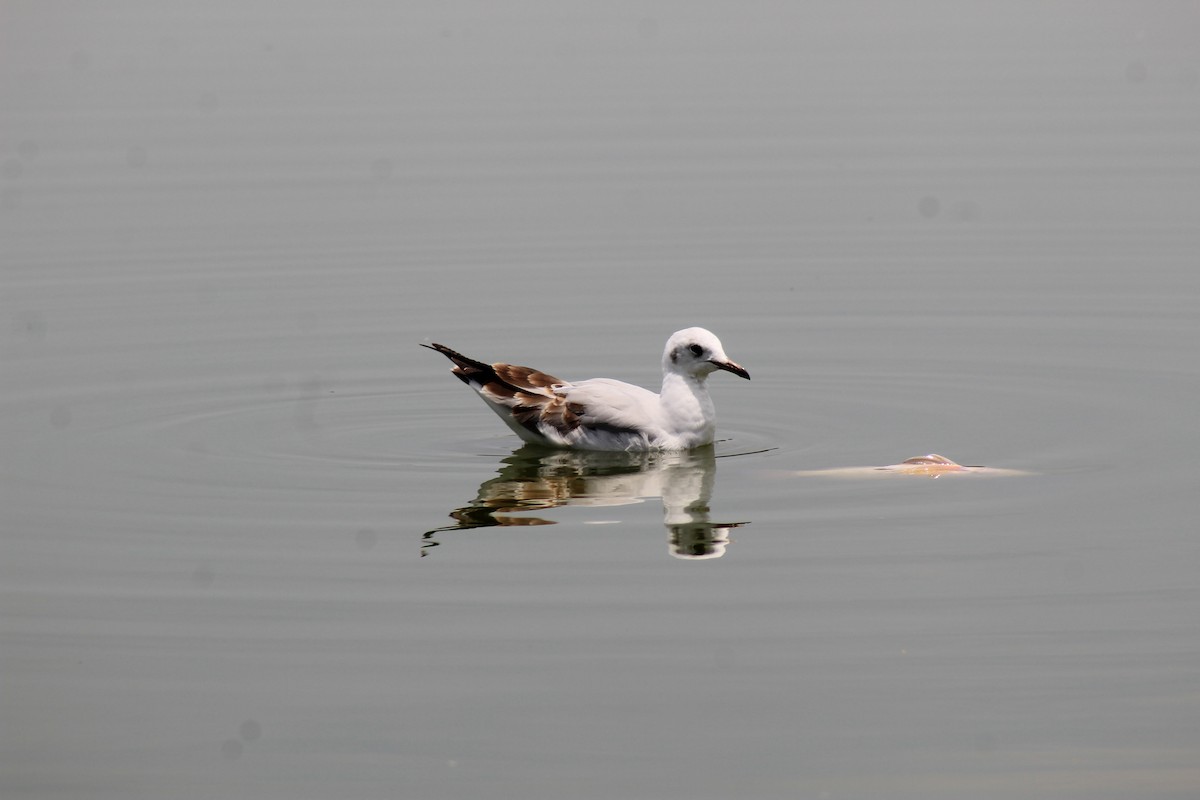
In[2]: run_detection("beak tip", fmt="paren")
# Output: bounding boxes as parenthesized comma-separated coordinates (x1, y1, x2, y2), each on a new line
(714, 360, 751, 380)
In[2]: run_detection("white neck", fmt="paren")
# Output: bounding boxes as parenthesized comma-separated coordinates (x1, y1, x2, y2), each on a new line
(659, 371, 716, 443)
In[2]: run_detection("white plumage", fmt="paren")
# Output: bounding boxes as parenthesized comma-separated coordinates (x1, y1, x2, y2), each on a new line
(422, 327, 750, 451)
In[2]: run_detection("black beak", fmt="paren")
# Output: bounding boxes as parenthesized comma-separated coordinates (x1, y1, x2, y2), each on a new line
(711, 359, 750, 380)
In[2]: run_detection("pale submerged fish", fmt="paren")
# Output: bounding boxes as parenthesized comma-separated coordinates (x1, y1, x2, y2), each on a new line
(790, 454, 1032, 479)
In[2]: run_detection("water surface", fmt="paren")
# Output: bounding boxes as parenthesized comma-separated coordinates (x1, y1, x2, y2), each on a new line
(3, 3, 1199, 798)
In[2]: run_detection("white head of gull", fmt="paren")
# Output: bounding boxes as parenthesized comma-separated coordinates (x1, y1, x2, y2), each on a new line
(422, 327, 749, 451)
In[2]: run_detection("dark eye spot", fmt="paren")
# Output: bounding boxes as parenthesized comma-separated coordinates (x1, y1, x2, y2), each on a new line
(689, 344, 704, 357)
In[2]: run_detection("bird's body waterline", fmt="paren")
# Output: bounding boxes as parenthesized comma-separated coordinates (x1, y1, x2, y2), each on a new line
(422, 327, 749, 451)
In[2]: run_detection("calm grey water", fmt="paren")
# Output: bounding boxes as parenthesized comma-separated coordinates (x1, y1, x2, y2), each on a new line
(4, 3, 1199, 798)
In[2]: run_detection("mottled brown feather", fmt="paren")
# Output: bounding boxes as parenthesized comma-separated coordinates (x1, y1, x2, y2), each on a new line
(424, 342, 585, 438)
(494, 363, 564, 392)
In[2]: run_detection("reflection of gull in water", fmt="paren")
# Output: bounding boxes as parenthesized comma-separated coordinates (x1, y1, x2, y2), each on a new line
(422, 445, 748, 559)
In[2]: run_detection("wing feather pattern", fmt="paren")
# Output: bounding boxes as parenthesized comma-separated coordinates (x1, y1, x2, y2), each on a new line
(423, 342, 634, 443)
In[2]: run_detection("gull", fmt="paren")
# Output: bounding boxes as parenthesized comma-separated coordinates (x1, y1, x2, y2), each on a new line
(421, 327, 750, 451)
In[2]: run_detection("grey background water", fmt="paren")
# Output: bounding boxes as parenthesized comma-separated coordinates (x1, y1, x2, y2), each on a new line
(3, 2, 1199, 798)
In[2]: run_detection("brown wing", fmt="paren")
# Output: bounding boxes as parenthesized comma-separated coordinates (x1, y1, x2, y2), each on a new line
(423, 342, 584, 438)
(493, 363, 563, 393)
(421, 344, 564, 393)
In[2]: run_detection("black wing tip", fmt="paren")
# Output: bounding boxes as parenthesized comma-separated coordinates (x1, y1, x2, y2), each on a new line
(421, 341, 498, 389)
(421, 342, 487, 368)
